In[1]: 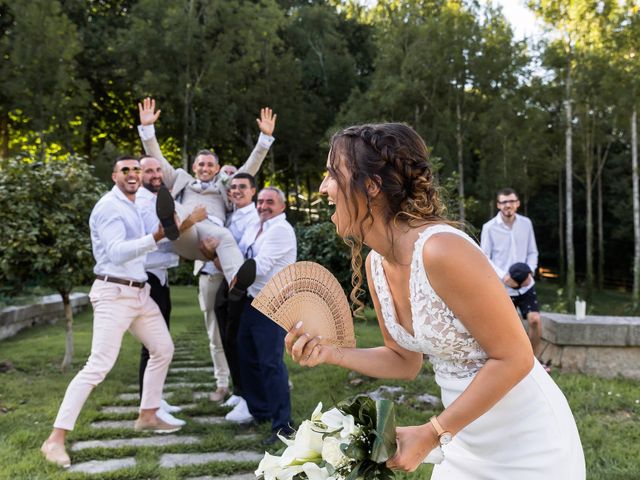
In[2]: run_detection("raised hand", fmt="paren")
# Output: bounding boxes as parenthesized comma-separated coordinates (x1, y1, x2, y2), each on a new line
(138, 97, 161, 126)
(256, 107, 277, 137)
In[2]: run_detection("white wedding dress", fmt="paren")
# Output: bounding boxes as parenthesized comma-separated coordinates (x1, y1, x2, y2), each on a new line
(370, 224, 586, 480)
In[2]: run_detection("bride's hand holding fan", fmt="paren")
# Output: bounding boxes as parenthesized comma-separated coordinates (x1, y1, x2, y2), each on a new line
(285, 321, 338, 368)
(251, 261, 356, 369)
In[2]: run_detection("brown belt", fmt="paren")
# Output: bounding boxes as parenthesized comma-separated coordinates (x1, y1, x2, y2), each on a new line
(96, 275, 145, 288)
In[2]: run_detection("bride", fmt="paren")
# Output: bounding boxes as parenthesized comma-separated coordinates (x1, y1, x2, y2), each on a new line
(285, 123, 585, 479)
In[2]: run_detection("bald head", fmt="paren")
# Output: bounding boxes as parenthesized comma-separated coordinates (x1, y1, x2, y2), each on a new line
(140, 155, 164, 193)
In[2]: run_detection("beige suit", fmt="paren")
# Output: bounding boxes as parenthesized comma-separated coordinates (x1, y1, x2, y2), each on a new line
(140, 134, 271, 283)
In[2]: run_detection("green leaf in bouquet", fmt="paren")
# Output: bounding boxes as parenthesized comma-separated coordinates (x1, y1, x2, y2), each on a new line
(370, 399, 398, 463)
(342, 441, 368, 461)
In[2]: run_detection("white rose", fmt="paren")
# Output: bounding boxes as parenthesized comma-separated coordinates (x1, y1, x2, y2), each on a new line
(321, 436, 350, 469)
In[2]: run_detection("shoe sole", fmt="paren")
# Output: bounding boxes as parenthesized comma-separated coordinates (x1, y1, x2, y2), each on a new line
(229, 259, 256, 301)
(156, 187, 180, 241)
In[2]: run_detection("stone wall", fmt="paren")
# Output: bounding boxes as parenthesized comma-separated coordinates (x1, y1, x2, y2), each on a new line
(0, 293, 90, 341)
(537, 313, 640, 380)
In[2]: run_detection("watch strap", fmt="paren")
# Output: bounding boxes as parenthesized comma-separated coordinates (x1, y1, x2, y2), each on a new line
(430, 415, 446, 437)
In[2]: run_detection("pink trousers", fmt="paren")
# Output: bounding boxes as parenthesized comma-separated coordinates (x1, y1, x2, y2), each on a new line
(53, 280, 174, 430)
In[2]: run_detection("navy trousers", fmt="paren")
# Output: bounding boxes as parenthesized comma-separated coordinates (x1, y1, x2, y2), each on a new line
(139, 272, 171, 397)
(237, 297, 292, 433)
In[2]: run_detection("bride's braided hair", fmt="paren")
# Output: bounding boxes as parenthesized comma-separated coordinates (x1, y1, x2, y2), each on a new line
(328, 123, 449, 315)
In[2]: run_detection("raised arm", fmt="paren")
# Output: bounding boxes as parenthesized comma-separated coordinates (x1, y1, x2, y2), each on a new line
(237, 107, 277, 177)
(137, 97, 179, 189)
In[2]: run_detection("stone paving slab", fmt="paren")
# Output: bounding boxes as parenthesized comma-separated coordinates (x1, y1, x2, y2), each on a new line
(101, 403, 197, 414)
(68, 457, 136, 474)
(90, 419, 135, 429)
(169, 366, 214, 373)
(71, 435, 201, 451)
(159, 451, 263, 468)
(118, 392, 174, 401)
(172, 360, 210, 367)
(186, 474, 256, 480)
(125, 382, 215, 391)
(192, 416, 226, 425)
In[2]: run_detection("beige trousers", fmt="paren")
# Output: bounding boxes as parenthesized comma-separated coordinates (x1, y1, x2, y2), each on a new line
(53, 280, 174, 431)
(198, 272, 230, 389)
(172, 203, 244, 284)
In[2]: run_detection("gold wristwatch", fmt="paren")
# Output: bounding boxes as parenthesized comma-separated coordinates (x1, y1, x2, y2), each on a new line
(430, 415, 453, 446)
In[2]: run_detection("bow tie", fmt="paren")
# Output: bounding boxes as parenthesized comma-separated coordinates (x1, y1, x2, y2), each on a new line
(200, 181, 211, 190)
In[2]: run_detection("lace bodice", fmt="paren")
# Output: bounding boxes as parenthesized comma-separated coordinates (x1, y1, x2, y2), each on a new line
(370, 224, 488, 379)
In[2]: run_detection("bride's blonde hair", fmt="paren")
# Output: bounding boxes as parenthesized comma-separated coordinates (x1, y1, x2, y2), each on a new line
(328, 123, 450, 315)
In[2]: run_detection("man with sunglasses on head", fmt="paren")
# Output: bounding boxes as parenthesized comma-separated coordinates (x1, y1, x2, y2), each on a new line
(137, 97, 276, 301)
(480, 187, 542, 358)
(41, 156, 181, 469)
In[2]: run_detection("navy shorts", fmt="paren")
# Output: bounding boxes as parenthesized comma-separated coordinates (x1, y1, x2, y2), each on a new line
(511, 286, 540, 318)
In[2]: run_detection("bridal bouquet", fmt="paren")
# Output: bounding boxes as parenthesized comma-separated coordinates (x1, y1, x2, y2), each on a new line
(256, 396, 397, 480)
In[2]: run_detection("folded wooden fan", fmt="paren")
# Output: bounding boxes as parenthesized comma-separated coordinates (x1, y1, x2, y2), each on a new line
(251, 261, 356, 348)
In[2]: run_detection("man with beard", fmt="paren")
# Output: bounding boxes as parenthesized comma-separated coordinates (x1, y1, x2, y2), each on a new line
(136, 155, 206, 425)
(41, 156, 180, 468)
(481, 187, 542, 357)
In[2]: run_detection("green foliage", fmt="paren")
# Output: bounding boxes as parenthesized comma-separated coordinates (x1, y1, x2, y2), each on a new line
(296, 221, 353, 293)
(0, 156, 104, 296)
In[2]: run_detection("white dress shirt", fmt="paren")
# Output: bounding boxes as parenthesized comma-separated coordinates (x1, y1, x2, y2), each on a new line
(240, 213, 297, 298)
(198, 203, 260, 276)
(480, 213, 539, 296)
(136, 187, 179, 285)
(228, 203, 260, 247)
(90, 186, 158, 283)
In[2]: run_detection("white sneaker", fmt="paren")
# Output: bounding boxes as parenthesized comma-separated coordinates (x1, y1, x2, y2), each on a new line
(222, 394, 242, 408)
(225, 398, 254, 424)
(156, 407, 186, 426)
(161, 399, 182, 413)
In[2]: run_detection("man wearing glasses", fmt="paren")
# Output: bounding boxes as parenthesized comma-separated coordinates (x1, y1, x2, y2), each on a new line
(137, 97, 276, 300)
(481, 187, 542, 357)
(41, 157, 180, 468)
(196, 172, 259, 405)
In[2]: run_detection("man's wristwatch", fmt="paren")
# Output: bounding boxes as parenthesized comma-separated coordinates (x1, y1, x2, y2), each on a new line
(430, 416, 453, 446)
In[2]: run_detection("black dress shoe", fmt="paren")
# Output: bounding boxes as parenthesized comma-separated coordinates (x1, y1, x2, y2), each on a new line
(156, 186, 180, 241)
(229, 259, 256, 301)
(261, 432, 280, 447)
(261, 426, 296, 447)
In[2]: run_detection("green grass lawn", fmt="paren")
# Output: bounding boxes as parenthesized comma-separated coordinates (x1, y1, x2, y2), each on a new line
(0, 286, 639, 479)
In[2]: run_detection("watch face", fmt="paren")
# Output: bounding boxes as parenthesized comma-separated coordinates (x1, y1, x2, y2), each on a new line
(440, 432, 453, 445)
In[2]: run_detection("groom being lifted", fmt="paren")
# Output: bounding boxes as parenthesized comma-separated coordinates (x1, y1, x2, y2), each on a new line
(137, 98, 277, 298)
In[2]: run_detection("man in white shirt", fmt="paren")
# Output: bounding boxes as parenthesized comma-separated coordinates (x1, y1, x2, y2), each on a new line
(196, 172, 259, 403)
(137, 155, 206, 425)
(480, 187, 542, 356)
(137, 98, 274, 300)
(41, 156, 180, 469)
(228, 187, 296, 446)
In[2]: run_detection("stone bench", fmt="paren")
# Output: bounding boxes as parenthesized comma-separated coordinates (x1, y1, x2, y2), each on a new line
(0, 293, 90, 341)
(537, 313, 640, 380)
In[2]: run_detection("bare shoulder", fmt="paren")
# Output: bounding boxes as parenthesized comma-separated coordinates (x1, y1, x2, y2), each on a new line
(422, 232, 488, 278)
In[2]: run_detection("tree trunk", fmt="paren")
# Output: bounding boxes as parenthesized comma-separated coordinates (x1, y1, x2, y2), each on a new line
(584, 113, 594, 301)
(60, 290, 74, 372)
(632, 107, 640, 306)
(585, 157, 593, 301)
(597, 170, 604, 290)
(182, 0, 195, 170)
(559, 170, 565, 280)
(565, 56, 575, 306)
(456, 97, 465, 222)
